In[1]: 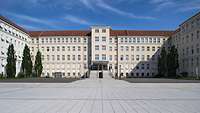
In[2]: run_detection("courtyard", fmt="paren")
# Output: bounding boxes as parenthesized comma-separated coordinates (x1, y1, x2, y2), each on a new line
(0, 71, 200, 113)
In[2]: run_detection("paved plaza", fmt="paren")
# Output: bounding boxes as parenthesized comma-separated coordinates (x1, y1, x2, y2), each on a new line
(0, 71, 200, 113)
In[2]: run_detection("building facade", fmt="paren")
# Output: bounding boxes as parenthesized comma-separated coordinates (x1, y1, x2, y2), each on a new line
(170, 12, 200, 76)
(0, 11, 200, 78)
(0, 16, 31, 76)
(29, 26, 172, 78)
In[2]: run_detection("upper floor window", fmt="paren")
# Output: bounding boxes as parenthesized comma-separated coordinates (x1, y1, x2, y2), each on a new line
(95, 45, 99, 50)
(95, 36, 99, 42)
(95, 29, 99, 33)
(102, 37, 106, 42)
(102, 29, 106, 33)
(102, 54, 106, 60)
(95, 54, 99, 60)
(102, 45, 106, 50)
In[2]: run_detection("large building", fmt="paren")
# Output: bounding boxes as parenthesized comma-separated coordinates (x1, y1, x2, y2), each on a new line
(0, 11, 200, 78)
(29, 26, 172, 78)
(170, 12, 200, 76)
(0, 16, 31, 76)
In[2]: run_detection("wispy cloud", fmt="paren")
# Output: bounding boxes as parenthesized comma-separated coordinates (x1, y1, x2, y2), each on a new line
(150, 0, 200, 12)
(80, 0, 156, 20)
(64, 15, 93, 25)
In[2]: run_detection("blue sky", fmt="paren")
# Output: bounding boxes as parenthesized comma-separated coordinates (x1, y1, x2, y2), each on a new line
(0, 0, 200, 31)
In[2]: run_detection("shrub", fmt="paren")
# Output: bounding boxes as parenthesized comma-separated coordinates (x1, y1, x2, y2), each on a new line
(180, 72, 188, 77)
(17, 72, 25, 78)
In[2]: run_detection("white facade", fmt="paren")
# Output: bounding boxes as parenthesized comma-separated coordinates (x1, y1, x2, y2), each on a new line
(0, 16, 31, 76)
(171, 12, 200, 76)
(1, 12, 200, 78)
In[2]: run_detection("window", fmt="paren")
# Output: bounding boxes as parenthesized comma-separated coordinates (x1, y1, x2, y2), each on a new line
(137, 38, 140, 43)
(47, 47, 50, 52)
(73, 55, 75, 60)
(62, 55, 65, 60)
(57, 38, 60, 43)
(95, 45, 99, 50)
(109, 55, 112, 61)
(67, 46, 70, 51)
(153, 38, 156, 43)
(142, 55, 145, 61)
(126, 55, 129, 61)
(57, 46, 60, 51)
(84, 46, 87, 51)
(147, 55, 150, 60)
(78, 46, 81, 51)
(120, 46, 124, 51)
(136, 46, 140, 51)
(67, 55, 70, 60)
(102, 29, 106, 33)
(95, 29, 99, 33)
(152, 46, 155, 51)
(142, 46, 145, 51)
(95, 36, 99, 42)
(125, 37, 128, 43)
(95, 54, 99, 60)
(78, 55, 81, 60)
(41, 38, 44, 43)
(78, 38, 81, 43)
(84, 38, 87, 43)
(109, 38, 112, 43)
(102, 54, 106, 60)
(73, 46, 75, 51)
(131, 46, 134, 51)
(62, 46, 65, 51)
(149, 38, 152, 43)
(102, 45, 106, 50)
(109, 46, 112, 51)
(126, 46, 129, 51)
(131, 55, 134, 61)
(147, 46, 150, 51)
(102, 37, 106, 42)
(197, 31, 199, 39)
(136, 55, 139, 61)
(120, 55, 123, 61)
(57, 55, 60, 61)
(84, 55, 87, 61)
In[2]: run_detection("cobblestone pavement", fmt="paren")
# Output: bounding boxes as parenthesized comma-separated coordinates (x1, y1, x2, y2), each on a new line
(0, 71, 200, 113)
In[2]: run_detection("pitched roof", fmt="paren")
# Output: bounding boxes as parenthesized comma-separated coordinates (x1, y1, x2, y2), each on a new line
(0, 15, 28, 34)
(29, 30, 174, 37)
(29, 30, 91, 37)
(110, 30, 174, 36)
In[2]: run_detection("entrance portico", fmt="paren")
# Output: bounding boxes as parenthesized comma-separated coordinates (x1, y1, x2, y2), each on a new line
(91, 61, 109, 70)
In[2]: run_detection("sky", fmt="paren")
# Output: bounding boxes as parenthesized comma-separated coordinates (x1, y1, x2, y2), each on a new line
(0, 0, 200, 31)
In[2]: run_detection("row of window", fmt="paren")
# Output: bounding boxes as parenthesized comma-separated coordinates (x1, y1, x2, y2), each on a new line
(38, 55, 87, 61)
(32, 46, 87, 52)
(95, 45, 160, 51)
(94, 36, 165, 44)
(94, 29, 107, 33)
(95, 54, 156, 61)
(32, 37, 88, 44)
(180, 17, 200, 33)
(1, 36, 25, 46)
(0, 24, 28, 42)
(175, 31, 200, 44)
(181, 44, 200, 56)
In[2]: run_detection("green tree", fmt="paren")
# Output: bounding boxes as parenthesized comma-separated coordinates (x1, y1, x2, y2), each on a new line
(167, 45, 179, 77)
(21, 44, 32, 77)
(6, 44, 16, 78)
(34, 50, 43, 77)
(158, 47, 167, 77)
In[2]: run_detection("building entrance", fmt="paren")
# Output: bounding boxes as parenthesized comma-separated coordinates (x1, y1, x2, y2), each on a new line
(91, 61, 108, 70)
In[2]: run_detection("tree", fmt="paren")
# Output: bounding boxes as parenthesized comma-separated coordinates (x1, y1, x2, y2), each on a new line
(6, 44, 16, 78)
(167, 45, 179, 77)
(34, 50, 43, 77)
(21, 44, 32, 77)
(158, 47, 167, 77)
